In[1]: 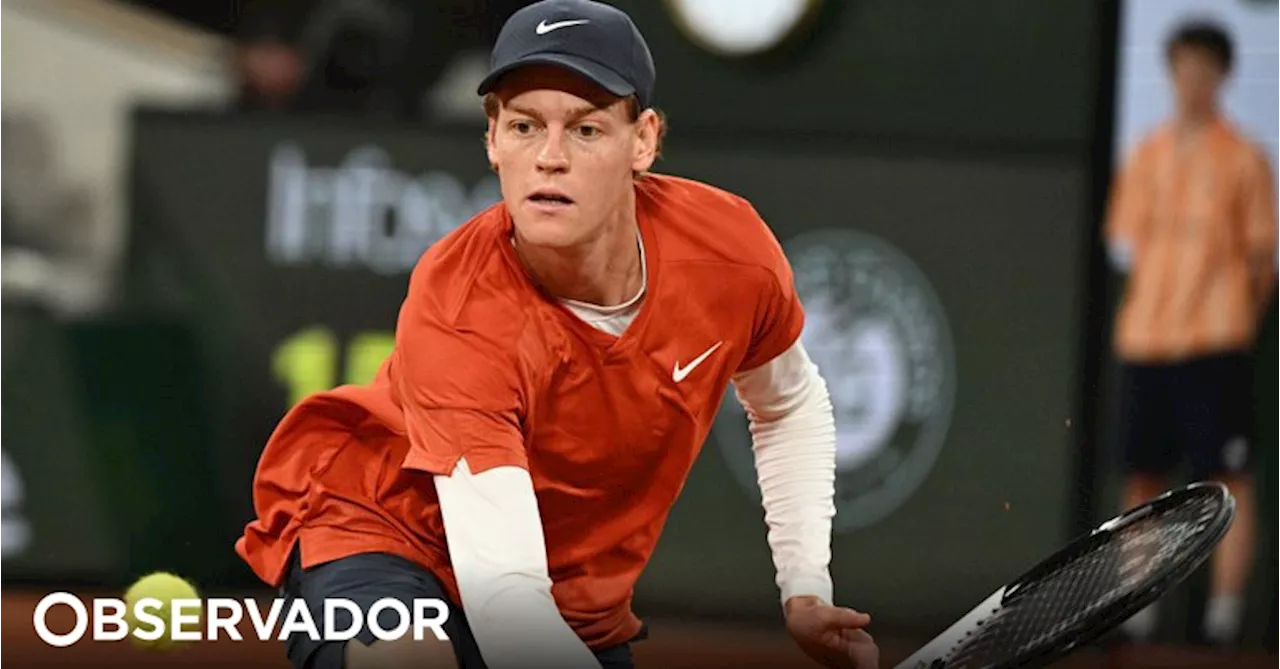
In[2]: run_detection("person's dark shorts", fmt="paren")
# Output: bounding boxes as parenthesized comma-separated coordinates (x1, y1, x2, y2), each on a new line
(280, 546, 642, 669)
(1117, 351, 1253, 479)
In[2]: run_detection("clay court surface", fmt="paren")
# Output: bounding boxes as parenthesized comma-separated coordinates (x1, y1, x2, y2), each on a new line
(4, 592, 1275, 668)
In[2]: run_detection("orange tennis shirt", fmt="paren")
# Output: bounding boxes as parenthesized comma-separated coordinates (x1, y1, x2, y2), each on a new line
(236, 174, 805, 649)
(1106, 115, 1278, 362)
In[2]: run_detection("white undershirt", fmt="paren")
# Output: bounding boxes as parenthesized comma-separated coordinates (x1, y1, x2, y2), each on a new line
(557, 229, 648, 336)
(435, 234, 837, 668)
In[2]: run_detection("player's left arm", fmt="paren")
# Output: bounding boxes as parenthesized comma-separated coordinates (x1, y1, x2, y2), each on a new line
(733, 342, 875, 669)
(730, 207, 877, 669)
(1241, 146, 1278, 313)
(732, 342, 836, 606)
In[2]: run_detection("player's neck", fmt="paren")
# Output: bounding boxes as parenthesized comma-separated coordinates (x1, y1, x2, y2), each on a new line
(1174, 105, 1217, 135)
(514, 208, 644, 307)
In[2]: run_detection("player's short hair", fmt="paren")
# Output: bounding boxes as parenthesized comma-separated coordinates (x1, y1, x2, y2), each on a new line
(1165, 19, 1233, 73)
(482, 92, 668, 177)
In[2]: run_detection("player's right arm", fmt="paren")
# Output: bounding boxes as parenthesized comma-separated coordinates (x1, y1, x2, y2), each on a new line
(391, 268, 599, 669)
(1104, 138, 1154, 273)
(434, 460, 602, 669)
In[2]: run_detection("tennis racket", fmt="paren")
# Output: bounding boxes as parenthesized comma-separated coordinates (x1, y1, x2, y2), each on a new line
(895, 481, 1235, 669)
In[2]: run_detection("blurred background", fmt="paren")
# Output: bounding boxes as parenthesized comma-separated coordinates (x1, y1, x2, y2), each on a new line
(1, 0, 1276, 667)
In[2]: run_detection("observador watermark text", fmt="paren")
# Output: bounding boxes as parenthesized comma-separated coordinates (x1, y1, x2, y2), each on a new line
(32, 592, 451, 647)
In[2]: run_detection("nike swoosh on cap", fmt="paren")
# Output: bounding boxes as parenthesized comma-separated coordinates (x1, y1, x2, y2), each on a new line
(536, 19, 590, 34)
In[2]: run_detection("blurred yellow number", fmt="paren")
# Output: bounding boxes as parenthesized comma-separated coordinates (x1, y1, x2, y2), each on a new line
(272, 327, 395, 407)
(345, 331, 396, 387)
(271, 326, 338, 407)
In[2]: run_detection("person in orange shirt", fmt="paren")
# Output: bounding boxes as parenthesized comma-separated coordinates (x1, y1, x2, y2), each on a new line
(1106, 20, 1277, 646)
(236, 1, 878, 668)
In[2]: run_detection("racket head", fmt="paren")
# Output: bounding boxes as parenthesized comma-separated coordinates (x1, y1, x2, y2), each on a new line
(900, 481, 1236, 669)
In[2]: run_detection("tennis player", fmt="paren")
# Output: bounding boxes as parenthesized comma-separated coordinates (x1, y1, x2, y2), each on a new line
(237, 1, 877, 667)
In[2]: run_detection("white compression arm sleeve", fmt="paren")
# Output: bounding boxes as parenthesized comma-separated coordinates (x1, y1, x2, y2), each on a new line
(731, 340, 837, 606)
(434, 458, 601, 669)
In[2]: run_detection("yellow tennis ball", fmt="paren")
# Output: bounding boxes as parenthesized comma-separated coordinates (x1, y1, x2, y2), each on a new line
(123, 572, 201, 651)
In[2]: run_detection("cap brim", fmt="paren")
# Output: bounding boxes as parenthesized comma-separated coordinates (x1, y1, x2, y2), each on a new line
(476, 53, 636, 100)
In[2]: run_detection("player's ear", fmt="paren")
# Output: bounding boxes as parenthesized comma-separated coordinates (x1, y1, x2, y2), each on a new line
(485, 117, 499, 172)
(631, 108, 660, 174)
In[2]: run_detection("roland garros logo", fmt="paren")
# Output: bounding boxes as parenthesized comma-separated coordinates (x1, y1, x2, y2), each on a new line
(715, 229, 956, 532)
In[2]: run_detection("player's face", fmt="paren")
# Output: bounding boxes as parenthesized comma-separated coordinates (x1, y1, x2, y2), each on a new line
(487, 66, 659, 247)
(1169, 46, 1224, 117)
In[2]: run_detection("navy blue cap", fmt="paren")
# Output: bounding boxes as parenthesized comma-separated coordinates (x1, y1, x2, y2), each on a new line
(477, 0, 656, 108)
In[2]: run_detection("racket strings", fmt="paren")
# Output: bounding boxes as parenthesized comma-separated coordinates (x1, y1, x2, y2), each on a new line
(940, 492, 1222, 669)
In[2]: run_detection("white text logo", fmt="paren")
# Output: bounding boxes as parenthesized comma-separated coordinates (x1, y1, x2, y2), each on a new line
(32, 593, 450, 647)
(265, 143, 499, 275)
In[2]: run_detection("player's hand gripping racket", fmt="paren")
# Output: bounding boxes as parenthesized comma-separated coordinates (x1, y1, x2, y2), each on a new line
(896, 481, 1235, 669)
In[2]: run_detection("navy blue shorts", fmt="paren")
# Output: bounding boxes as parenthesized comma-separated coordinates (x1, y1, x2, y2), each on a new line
(280, 546, 641, 669)
(1116, 351, 1253, 479)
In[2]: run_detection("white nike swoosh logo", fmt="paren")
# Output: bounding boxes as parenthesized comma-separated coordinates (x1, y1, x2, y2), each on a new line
(536, 19, 590, 35)
(672, 341, 723, 383)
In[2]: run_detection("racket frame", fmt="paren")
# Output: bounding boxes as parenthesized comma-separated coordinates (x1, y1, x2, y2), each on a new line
(895, 481, 1236, 669)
